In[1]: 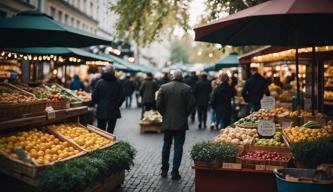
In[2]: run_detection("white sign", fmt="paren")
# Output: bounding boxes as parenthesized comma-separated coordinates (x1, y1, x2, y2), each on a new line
(281, 121, 293, 129)
(258, 120, 276, 137)
(45, 106, 55, 119)
(261, 96, 276, 111)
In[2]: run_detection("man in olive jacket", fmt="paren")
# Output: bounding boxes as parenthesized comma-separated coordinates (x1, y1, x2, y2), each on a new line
(156, 70, 196, 180)
(92, 65, 124, 134)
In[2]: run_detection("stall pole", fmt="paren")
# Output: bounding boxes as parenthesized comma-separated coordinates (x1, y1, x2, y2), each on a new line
(295, 48, 301, 120)
(311, 46, 316, 116)
(317, 60, 324, 113)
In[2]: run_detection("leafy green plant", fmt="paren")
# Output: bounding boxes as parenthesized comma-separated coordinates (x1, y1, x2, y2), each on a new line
(37, 142, 136, 192)
(290, 139, 333, 168)
(190, 141, 238, 163)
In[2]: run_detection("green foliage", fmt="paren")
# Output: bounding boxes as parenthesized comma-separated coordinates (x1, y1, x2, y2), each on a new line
(290, 139, 333, 168)
(170, 42, 189, 64)
(190, 141, 238, 163)
(36, 142, 136, 192)
(110, 0, 191, 46)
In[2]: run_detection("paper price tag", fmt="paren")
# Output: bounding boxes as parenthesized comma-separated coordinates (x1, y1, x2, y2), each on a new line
(255, 165, 266, 171)
(261, 96, 275, 111)
(258, 120, 276, 137)
(66, 102, 70, 109)
(45, 106, 56, 119)
(222, 163, 242, 169)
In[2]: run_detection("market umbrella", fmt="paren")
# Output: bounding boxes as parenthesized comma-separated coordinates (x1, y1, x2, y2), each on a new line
(204, 52, 239, 71)
(0, 10, 111, 48)
(194, 0, 333, 116)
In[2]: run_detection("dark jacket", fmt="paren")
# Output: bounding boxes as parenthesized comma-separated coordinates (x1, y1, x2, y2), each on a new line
(194, 79, 212, 106)
(242, 73, 270, 104)
(70, 75, 84, 90)
(184, 75, 198, 89)
(157, 80, 196, 131)
(92, 73, 125, 120)
(122, 78, 135, 96)
(211, 82, 235, 114)
(140, 78, 159, 104)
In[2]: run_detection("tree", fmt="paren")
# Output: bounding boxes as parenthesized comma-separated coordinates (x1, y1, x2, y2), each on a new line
(170, 42, 189, 64)
(110, 0, 266, 47)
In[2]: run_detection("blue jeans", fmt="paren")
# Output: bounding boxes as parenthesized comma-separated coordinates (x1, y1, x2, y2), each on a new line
(125, 95, 132, 108)
(161, 130, 186, 174)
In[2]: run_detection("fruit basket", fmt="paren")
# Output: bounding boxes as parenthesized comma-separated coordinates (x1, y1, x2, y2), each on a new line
(234, 116, 259, 129)
(0, 127, 85, 186)
(0, 83, 47, 120)
(251, 132, 290, 153)
(237, 145, 291, 169)
(47, 123, 117, 152)
(282, 126, 331, 145)
(43, 83, 82, 107)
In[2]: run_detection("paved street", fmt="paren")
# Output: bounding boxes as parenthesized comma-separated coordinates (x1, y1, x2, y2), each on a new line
(112, 107, 218, 192)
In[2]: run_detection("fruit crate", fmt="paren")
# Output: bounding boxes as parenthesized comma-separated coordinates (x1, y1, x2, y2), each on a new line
(236, 145, 291, 169)
(276, 116, 298, 127)
(0, 127, 86, 186)
(43, 83, 83, 106)
(47, 123, 118, 152)
(250, 140, 290, 153)
(0, 83, 47, 121)
(139, 121, 163, 133)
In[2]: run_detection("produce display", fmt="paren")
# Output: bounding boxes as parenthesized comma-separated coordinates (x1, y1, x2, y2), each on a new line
(324, 91, 333, 101)
(250, 109, 275, 120)
(212, 127, 257, 145)
(268, 83, 281, 92)
(142, 110, 162, 123)
(0, 128, 80, 165)
(269, 107, 290, 117)
(287, 110, 323, 118)
(71, 90, 91, 102)
(240, 150, 289, 162)
(302, 121, 321, 129)
(16, 85, 66, 102)
(323, 124, 333, 134)
(0, 84, 39, 104)
(284, 126, 331, 143)
(49, 123, 112, 151)
(253, 131, 286, 147)
(278, 91, 293, 102)
(235, 117, 259, 128)
(44, 84, 81, 103)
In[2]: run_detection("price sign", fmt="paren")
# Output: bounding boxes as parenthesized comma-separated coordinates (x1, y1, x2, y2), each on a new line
(260, 96, 275, 111)
(45, 106, 56, 119)
(222, 163, 242, 169)
(281, 121, 293, 129)
(255, 165, 266, 171)
(258, 120, 276, 137)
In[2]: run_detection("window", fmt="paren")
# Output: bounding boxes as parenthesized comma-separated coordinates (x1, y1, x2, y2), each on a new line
(90, 2, 93, 17)
(50, 7, 56, 18)
(76, 20, 80, 28)
(83, 0, 87, 13)
(71, 17, 74, 26)
(58, 10, 62, 22)
(64, 14, 68, 24)
(82, 23, 85, 30)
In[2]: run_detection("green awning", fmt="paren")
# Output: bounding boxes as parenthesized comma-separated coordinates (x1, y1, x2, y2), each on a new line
(99, 53, 142, 72)
(0, 10, 111, 48)
(204, 52, 239, 71)
(137, 63, 160, 73)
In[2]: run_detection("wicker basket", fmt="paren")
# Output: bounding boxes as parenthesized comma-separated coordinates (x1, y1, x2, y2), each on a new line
(47, 100, 68, 110)
(0, 101, 46, 121)
(139, 122, 163, 133)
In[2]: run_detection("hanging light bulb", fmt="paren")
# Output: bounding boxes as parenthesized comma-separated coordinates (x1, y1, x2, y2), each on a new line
(23, 56, 28, 60)
(0, 52, 5, 56)
(14, 54, 17, 59)
(38, 56, 42, 61)
(28, 55, 32, 60)
(8, 53, 12, 57)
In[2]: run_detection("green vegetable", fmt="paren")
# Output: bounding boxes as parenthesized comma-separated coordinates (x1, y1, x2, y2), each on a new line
(37, 142, 136, 192)
(290, 139, 333, 168)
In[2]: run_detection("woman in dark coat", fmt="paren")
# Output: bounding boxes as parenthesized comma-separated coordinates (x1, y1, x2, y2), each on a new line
(92, 65, 124, 133)
(211, 73, 235, 129)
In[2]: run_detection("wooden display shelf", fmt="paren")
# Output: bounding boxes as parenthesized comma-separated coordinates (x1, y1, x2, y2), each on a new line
(139, 122, 162, 133)
(0, 106, 88, 130)
(194, 166, 277, 192)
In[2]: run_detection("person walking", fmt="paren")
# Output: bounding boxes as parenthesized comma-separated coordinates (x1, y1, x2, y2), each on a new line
(211, 73, 235, 129)
(184, 71, 198, 122)
(70, 74, 85, 90)
(157, 70, 196, 180)
(92, 65, 124, 134)
(122, 74, 135, 108)
(194, 72, 211, 129)
(241, 67, 270, 112)
(140, 72, 159, 117)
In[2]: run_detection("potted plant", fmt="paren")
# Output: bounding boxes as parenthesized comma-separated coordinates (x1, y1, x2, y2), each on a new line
(190, 141, 238, 169)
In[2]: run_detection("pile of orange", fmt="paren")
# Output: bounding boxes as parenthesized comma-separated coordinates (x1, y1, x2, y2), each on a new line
(0, 128, 80, 165)
(284, 126, 330, 143)
(50, 123, 111, 151)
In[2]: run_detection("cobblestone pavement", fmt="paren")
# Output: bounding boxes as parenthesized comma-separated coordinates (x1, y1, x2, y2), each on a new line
(112, 107, 218, 192)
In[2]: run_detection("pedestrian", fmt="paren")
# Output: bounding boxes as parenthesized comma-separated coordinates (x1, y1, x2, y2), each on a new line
(70, 74, 85, 90)
(122, 74, 135, 108)
(209, 71, 222, 129)
(184, 71, 198, 122)
(92, 65, 124, 134)
(132, 76, 142, 108)
(241, 67, 270, 112)
(157, 69, 196, 180)
(140, 72, 159, 117)
(211, 73, 235, 129)
(158, 72, 170, 86)
(194, 72, 211, 129)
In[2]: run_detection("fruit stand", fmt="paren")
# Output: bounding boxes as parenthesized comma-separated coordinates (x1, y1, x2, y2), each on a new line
(191, 104, 333, 192)
(0, 82, 135, 192)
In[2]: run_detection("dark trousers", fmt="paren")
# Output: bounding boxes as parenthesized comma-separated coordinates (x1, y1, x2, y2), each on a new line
(216, 111, 231, 129)
(161, 130, 186, 174)
(141, 102, 155, 118)
(97, 119, 117, 134)
(125, 95, 132, 108)
(197, 105, 208, 127)
(190, 110, 196, 122)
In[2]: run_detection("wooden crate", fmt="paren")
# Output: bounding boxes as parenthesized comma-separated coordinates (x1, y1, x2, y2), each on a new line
(139, 122, 162, 133)
(47, 123, 118, 152)
(0, 128, 86, 186)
